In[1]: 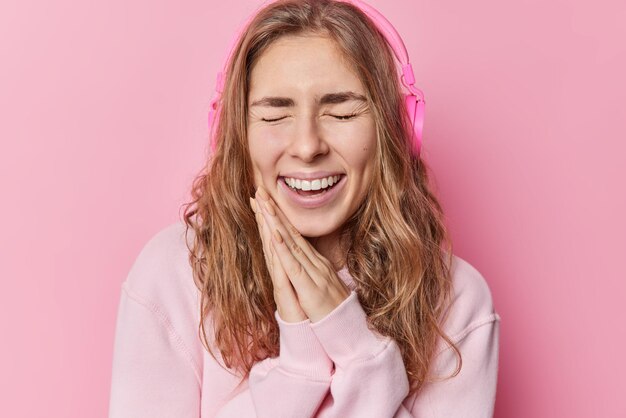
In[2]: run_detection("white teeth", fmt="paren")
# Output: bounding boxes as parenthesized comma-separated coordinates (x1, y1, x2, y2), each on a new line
(283, 175, 342, 191)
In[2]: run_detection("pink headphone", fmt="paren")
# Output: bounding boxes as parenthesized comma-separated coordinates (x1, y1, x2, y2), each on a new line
(208, 0, 425, 157)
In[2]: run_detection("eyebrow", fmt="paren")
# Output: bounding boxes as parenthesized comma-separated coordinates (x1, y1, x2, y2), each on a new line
(249, 91, 367, 108)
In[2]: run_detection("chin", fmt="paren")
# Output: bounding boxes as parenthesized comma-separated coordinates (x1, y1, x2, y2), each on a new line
(290, 217, 341, 239)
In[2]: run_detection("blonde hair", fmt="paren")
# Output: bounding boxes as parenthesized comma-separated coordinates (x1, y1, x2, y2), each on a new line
(181, 0, 460, 397)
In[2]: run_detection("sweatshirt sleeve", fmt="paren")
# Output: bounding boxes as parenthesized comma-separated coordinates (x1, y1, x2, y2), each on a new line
(108, 283, 202, 418)
(308, 290, 410, 417)
(110, 286, 335, 418)
(309, 290, 501, 418)
(215, 310, 334, 418)
(398, 315, 500, 417)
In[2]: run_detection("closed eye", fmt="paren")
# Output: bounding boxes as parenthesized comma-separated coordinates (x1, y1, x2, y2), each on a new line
(261, 114, 357, 123)
(331, 113, 357, 120)
(261, 116, 288, 123)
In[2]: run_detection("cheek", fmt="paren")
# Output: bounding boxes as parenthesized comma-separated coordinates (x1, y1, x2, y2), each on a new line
(338, 124, 377, 168)
(249, 122, 294, 154)
(248, 131, 281, 179)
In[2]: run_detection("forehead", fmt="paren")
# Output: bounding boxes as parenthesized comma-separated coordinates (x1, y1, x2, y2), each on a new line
(248, 34, 363, 94)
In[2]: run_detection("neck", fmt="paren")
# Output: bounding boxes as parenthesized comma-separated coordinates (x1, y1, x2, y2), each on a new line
(306, 229, 348, 272)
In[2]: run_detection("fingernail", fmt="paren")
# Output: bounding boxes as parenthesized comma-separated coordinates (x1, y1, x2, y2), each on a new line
(273, 228, 283, 243)
(265, 200, 276, 216)
(249, 197, 257, 213)
(256, 186, 270, 201)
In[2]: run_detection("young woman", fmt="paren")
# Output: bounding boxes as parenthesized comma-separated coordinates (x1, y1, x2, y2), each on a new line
(109, 0, 501, 417)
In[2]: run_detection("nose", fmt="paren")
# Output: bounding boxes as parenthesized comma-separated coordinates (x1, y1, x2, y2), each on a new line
(286, 115, 329, 162)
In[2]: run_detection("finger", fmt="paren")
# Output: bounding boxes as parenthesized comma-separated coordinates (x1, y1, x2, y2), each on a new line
(251, 198, 273, 275)
(269, 234, 306, 321)
(260, 215, 275, 275)
(255, 187, 320, 267)
(267, 222, 318, 297)
(255, 186, 330, 272)
(266, 198, 330, 271)
(255, 192, 330, 286)
(253, 197, 304, 320)
(255, 193, 321, 281)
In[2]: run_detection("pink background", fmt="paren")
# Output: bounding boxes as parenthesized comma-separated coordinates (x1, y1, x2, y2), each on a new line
(1, 0, 624, 416)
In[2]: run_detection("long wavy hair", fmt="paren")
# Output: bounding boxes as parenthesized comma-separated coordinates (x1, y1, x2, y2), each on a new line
(181, 0, 461, 397)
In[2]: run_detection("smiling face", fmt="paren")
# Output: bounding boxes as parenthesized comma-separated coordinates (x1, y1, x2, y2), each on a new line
(247, 34, 377, 251)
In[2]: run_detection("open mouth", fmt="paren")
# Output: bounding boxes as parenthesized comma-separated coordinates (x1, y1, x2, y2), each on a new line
(280, 174, 346, 197)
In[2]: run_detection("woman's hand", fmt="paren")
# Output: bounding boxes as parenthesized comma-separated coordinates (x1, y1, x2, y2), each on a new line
(250, 186, 351, 324)
(250, 193, 308, 323)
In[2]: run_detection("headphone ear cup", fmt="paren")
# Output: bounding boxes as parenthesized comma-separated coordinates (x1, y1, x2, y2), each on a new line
(404, 93, 425, 156)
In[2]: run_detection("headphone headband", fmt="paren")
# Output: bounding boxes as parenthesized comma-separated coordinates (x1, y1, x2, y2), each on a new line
(208, 0, 425, 156)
